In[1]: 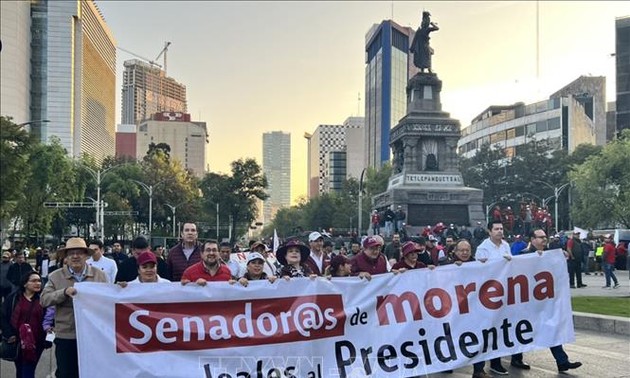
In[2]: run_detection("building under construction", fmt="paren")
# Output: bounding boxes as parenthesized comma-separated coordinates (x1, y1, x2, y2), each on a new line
(121, 59, 188, 125)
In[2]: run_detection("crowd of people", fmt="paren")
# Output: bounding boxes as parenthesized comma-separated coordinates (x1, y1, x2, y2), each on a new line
(1, 218, 627, 377)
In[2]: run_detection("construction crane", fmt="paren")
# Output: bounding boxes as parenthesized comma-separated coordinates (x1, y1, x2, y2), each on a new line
(154, 41, 171, 75)
(117, 46, 162, 69)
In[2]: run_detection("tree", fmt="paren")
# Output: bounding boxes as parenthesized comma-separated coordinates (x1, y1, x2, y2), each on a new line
(200, 159, 268, 242)
(570, 130, 630, 228)
(14, 137, 78, 243)
(459, 142, 507, 205)
(0, 116, 37, 221)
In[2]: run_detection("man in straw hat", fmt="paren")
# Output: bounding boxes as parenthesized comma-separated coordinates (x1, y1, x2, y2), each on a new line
(41, 237, 107, 378)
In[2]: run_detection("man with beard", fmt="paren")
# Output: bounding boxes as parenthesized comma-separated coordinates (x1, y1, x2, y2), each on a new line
(181, 240, 231, 285)
(167, 222, 203, 281)
(384, 233, 402, 265)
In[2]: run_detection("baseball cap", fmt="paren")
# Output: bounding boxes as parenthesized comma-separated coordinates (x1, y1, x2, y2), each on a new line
(309, 231, 323, 242)
(401, 241, 421, 256)
(428, 235, 438, 242)
(137, 251, 157, 266)
(362, 236, 383, 249)
(2, 251, 11, 259)
(247, 252, 265, 264)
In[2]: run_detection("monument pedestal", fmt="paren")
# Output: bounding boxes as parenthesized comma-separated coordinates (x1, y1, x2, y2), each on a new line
(374, 72, 484, 230)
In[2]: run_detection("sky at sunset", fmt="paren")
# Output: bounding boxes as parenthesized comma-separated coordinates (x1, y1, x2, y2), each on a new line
(97, 1, 627, 205)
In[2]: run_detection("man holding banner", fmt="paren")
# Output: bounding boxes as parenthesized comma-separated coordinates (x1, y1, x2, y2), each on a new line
(181, 240, 231, 285)
(41, 237, 108, 378)
(513, 228, 583, 372)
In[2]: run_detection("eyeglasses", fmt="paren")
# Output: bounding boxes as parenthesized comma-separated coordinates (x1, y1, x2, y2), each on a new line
(535, 235, 548, 239)
(66, 250, 87, 256)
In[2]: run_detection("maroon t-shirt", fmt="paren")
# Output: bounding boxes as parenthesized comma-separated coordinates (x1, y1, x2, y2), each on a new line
(181, 262, 231, 282)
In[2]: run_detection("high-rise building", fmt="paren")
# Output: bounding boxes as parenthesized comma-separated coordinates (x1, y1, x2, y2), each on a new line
(30, 0, 117, 160)
(121, 59, 187, 125)
(136, 112, 207, 176)
(458, 76, 605, 158)
(364, 20, 418, 168)
(305, 119, 363, 198)
(616, 16, 630, 133)
(0, 1, 31, 124)
(262, 132, 291, 225)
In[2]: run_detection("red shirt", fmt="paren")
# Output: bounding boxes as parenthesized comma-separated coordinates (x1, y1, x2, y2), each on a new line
(181, 262, 231, 282)
(603, 242, 616, 264)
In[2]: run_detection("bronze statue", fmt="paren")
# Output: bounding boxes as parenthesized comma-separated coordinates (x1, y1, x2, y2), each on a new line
(410, 11, 439, 73)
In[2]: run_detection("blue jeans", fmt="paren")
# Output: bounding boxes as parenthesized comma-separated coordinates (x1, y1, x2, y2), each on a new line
(603, 262, 618, 287)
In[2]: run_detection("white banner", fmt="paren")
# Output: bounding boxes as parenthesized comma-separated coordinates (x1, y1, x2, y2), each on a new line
(74, 250, 574, 378)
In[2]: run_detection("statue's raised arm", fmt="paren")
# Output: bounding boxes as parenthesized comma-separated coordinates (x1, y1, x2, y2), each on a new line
(410, 11, 439, 73)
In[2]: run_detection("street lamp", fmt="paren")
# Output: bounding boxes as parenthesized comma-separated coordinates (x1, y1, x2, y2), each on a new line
(80, 163, 128, 242)
(16, 119, 50, 132)
(130, 179, 167, 236)
(534, 180, 570, 232)
(165, 199, 191, 238)
(358, 168, 367, 236)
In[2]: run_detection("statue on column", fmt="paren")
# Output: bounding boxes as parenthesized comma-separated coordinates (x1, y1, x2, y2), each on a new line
(410, 11, 439, 73)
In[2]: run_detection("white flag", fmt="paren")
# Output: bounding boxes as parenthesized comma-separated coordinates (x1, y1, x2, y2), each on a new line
(273, 229, 280, 253)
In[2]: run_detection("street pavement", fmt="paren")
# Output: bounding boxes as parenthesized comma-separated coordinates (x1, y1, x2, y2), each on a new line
(567, 270, 630, 297)
(1, 271, 628, 378)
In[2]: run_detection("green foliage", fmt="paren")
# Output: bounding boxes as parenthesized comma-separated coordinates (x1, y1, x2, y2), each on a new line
(459, 138, 602, 230)
(570, 130, 630, 228)
(200, 159, 268, 242)
(263, 164, 393, 237)
(14, 137, 78, 239)
(0, 116, 37, 220)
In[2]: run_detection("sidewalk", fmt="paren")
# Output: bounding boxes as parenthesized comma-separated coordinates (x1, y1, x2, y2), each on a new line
(568, 270, 630, 297)
(568, 270, 630, 336)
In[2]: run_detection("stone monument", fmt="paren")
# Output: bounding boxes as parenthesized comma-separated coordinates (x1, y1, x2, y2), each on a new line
(373, 11, 484, 231)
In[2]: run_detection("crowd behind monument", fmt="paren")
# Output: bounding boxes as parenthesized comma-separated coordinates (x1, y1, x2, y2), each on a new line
(0, 217, 627, 378)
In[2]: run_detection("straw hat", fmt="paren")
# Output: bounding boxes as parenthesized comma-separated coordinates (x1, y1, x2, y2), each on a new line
(56, 237, 93, 259)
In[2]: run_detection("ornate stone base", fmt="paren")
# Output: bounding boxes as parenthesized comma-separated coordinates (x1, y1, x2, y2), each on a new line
(374, 184, 484, 231)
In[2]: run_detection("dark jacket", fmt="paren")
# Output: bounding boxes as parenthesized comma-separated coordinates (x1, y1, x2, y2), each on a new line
(115, 257, 138, 283)
(167, 242, 203, 281)
(303, 254, 330, 276)
(7, 262, 34, 287)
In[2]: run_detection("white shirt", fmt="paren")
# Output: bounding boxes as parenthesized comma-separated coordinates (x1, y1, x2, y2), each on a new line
(475, 237, 511, 261)
(309, 250, 324, 273)
(87, 255, 118, 283)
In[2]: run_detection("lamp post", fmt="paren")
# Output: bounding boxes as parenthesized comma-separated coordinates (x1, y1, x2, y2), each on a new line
(358, 168, 367, 236)
(80, 163, 127, 242)
(16, 119, 50, 132)
(165, 203, 178, 237)
(131, 180, 165, 236)
(534, 180, 570, 232)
